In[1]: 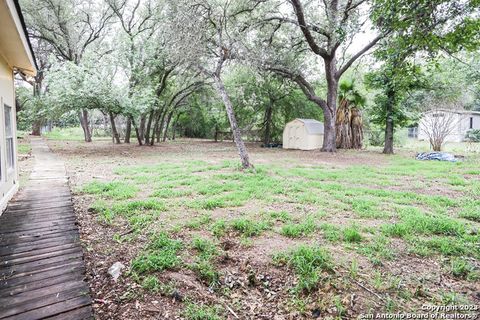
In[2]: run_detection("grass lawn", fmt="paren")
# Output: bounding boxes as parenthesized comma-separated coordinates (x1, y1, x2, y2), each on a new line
(43, 137, 480, 319)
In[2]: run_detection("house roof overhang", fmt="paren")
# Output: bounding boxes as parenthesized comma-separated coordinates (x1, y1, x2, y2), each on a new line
(0, 0, 37, 76)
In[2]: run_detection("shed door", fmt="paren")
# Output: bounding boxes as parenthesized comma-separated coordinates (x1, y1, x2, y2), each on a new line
(289, 126, 295, 147)
(295, 126, 301, 148)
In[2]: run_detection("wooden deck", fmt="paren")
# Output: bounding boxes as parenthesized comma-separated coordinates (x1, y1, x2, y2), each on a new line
(0, 138, 93, 320)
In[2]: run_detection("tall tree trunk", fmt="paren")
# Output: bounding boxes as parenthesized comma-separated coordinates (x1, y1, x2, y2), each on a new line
(163, 111, 174, 142)
(172, 113, 181, 140)
(214, 124, 219, 142)
(139, 115, 146, 142)
(323, 60, 338, 152)
(130, 116, 143, 146)
(383, 87, 395, 154)
(145, 111, 154, 145)
(102, 112, 110, 135)
(124, 118, 132, 143)
(31, 121, 41, 136)
(213, 74, 253, 169)
(109, 112, 121, 144)
(151, 112, 162, 146)
(263, 100, 273, 145)
(31, 79, 43, 136)
(78, 109, 92, 142)
(156, 109, 167, 143)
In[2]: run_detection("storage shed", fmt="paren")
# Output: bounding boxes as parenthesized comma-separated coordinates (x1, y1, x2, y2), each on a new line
(283, 119, 324, 150)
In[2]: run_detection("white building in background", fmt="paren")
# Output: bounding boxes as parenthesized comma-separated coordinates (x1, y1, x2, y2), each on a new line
(418, 109, 480, 143)
(283, 119, 324, 150)
(0, 0, 37, 212)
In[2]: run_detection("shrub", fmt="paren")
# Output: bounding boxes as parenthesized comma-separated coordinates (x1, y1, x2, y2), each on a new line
(465, 129, 480, 142)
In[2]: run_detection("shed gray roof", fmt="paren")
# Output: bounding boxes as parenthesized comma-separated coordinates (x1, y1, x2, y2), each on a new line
(297, 119, 324, 135)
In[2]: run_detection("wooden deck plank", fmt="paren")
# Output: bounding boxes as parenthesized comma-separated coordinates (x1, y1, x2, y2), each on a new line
(0, 262, 85, 289)
(0, 221, 77, 235)
(45, 305, 94, 320)
(0, 271, 85, 298)
(0, 138, 93, 319)
(0, 280, 88, 307)
(0, 289, 91, 319)
(0, 235, 79, 256)
(1, 246, 83, 268)
(0, 218, 77, 232)
(0, 251, 85, 277)
(6, 204, 74, 214)
(2, 210, 75, 220)
(0, 243, 80, 261)
(0, 228, 80, 245)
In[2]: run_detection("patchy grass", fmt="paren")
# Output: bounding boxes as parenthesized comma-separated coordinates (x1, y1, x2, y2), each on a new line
(18, 143, 31, 155)
(131, 233, 183, 273)
(274, 245, 333, 292)
(43, 127, 86, 141)
(230, 218, 271, 237)
(189, 237, 220, 285)
(82, 181, 138, 199)
(342, 225, 363, 243)
(448, 257, 479, 281)
(49, 138, 480, 319)
(183, 302, 223, 320)
(280, 218, 316, 238)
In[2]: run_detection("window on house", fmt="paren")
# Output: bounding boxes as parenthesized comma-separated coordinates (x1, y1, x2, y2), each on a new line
(4, 105, 14, 170)
(470, 117, 474, 129)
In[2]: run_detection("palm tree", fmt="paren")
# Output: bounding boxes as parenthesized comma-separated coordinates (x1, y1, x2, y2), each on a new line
(336, 80, 366, 149)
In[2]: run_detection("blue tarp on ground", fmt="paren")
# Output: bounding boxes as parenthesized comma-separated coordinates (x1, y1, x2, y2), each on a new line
(416, 152, 458, 162)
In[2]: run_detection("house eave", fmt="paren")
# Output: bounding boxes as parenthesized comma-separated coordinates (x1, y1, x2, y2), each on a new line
(0, 0, 37, 76)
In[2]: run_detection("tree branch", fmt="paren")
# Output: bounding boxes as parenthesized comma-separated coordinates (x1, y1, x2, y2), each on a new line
(290, 0, 329, 58)
(336, 33, 386, 78)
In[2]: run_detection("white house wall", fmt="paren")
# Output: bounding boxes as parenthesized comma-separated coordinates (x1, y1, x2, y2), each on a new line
(418, 112, 480, 143)
(0, 53, 18, 214)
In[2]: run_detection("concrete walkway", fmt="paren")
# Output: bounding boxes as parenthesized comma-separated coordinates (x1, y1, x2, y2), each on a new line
(0, 138, 93, 319)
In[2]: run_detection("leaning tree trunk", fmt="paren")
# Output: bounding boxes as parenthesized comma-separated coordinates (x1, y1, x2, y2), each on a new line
(172, 113, 181, 141)
(151, 111, 163, 146)
(124, 118, 132, 143)
(145, 111, 154, 145)
(213, 74, 253, 169)
(78, 109, 92, 142)
(109, 112, 121, 144)
(163, 111, 174, 142)
(156, 109, 167, 143)
(130, 116, 143, 146)
(383, 88, 395, 154)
